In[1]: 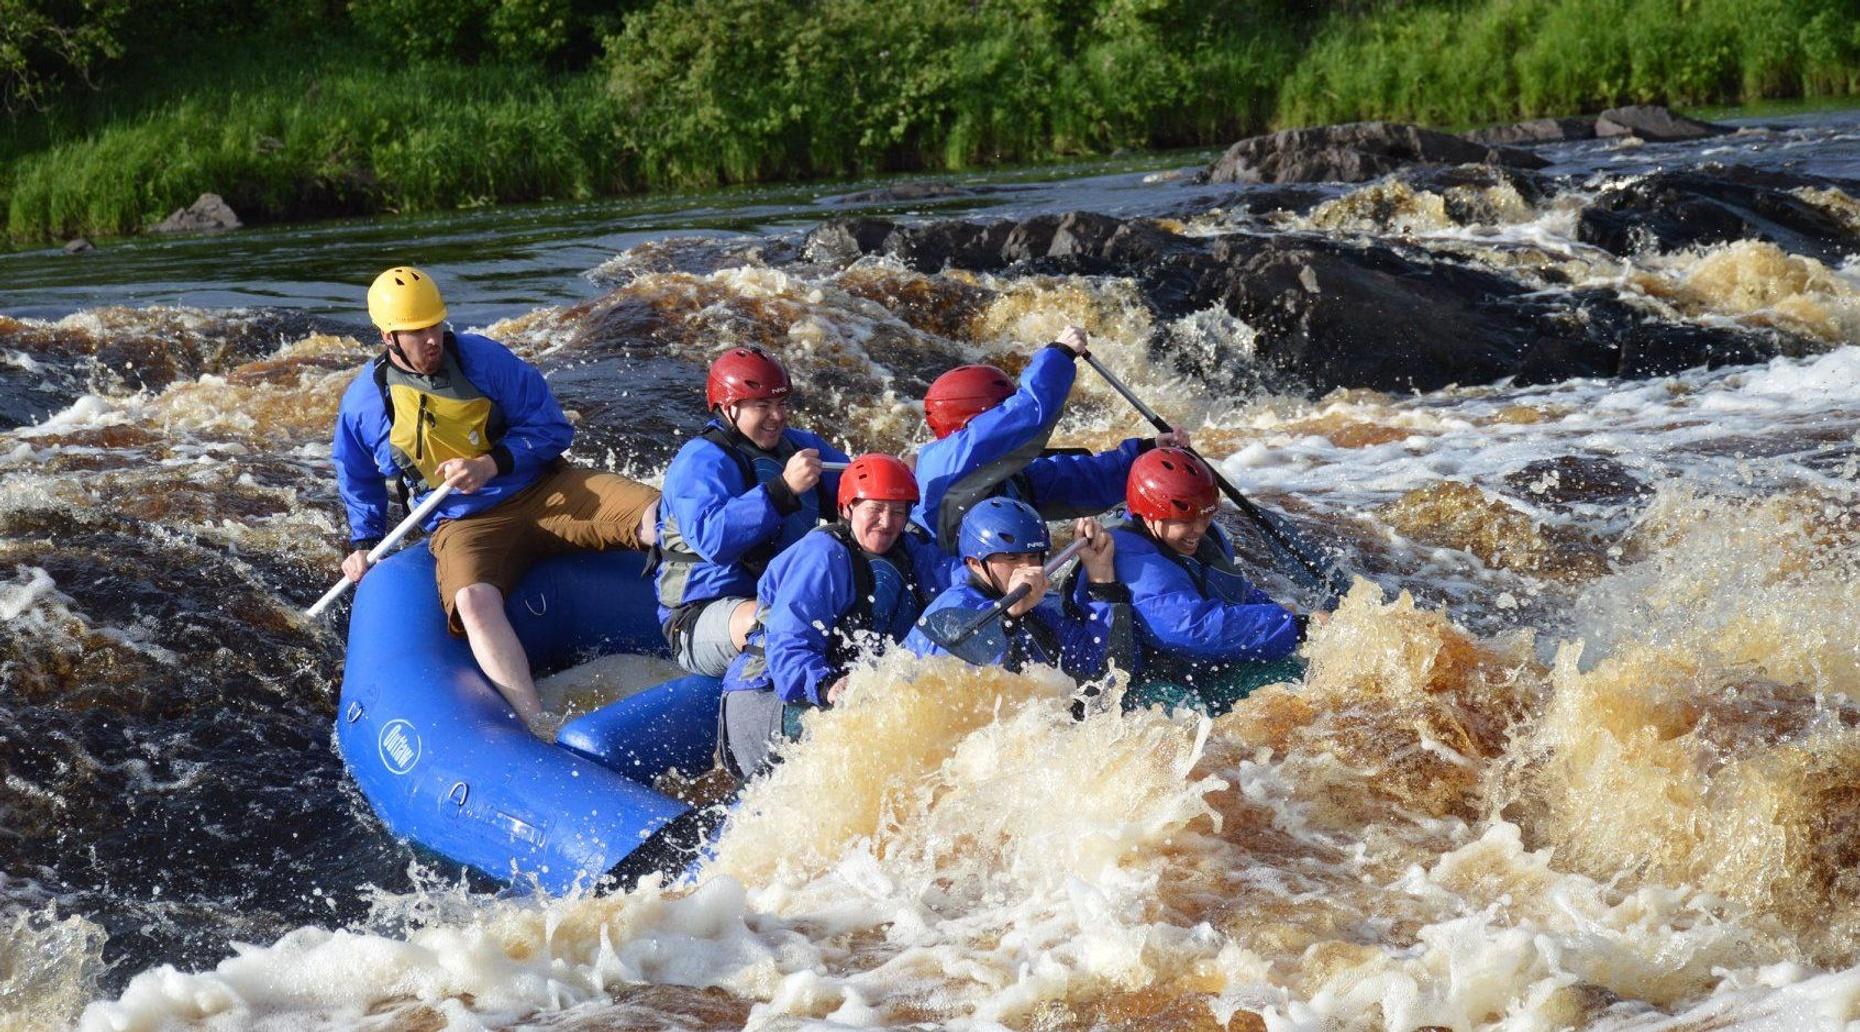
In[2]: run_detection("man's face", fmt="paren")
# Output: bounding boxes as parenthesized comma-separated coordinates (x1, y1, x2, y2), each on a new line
(844, 499, 910, 553)
(965, 550, 1044, 590)
(386, 325, 445, 375)
(1146, 513, 1213, 557)
(729, 398, 788, 449)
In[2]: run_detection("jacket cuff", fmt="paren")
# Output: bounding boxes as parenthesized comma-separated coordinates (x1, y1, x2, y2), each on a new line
(488, 445, 515, 476)
(350, 537, 382, 553)
(1137, 437, 1159, 454)
(1293, 613, 1311, 643)
(765, 476, 802, 515)
(1041, 341, 1078, 361)
(808, 670, 840, 708)
(1086, 581, 1132, 604)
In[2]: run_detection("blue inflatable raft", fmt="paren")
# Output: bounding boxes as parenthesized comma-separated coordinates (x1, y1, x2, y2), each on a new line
(335, 544, 722, 893)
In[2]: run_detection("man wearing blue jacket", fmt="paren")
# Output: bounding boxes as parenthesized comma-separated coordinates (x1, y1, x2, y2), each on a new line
(332, 267, 660, 731)
(718, 454, 957, 779)
(905, 498, 1135, 688)
(655, 347, 851, 677)
(1110, 448, 1314, 715)
(912, 325, 1188, 554)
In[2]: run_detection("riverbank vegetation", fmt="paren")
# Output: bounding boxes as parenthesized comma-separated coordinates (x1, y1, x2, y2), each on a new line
(3, 0, 1857, 246)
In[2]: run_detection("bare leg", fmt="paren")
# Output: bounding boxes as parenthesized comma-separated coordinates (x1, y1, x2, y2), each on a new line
(637, 497, 659, 548)
(729, 599, 758, 650)
(454, 582, 544, 730)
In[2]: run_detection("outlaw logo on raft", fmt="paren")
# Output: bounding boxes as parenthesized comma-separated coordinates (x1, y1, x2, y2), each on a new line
(378, 719, 422, 775)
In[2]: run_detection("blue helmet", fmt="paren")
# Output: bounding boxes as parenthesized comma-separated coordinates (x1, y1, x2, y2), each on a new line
(958, 497, 1051, 562)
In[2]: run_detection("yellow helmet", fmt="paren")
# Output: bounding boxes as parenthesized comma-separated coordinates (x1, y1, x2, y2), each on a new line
(367, 266, 447, 333)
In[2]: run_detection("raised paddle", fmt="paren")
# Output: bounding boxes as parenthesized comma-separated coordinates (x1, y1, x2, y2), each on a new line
(819, 461, 850, 472)
(305, 481, 457, 618)
(917, 537, 1090, 664)
(1079, 353, 1355, 605)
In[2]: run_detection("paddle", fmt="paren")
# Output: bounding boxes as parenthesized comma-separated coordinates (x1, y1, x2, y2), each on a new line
(1079, 353, 1355, 605)
(917, 537, 1089, 664)
(305, 481, 457, 618)
(819, 461, 850, 472)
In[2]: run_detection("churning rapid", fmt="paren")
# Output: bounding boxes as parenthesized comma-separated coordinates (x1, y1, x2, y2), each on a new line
(3, 110, 1859, 1030)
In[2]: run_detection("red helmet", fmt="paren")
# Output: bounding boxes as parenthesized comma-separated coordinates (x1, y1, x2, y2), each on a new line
(706, 347, 791, 409)
(1127, 447, 1219, 521)
(923, 364, 1015, 439)
(838, 453, 919, 510)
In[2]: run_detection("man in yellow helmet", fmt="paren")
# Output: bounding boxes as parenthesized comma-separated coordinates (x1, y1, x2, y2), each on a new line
(331, 266, 660, 733)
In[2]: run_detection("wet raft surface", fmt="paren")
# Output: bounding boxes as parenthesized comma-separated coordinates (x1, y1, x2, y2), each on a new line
(3, 110, 1860, 1028)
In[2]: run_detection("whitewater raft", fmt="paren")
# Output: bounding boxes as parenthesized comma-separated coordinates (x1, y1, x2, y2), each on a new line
(335, 545, 720, 892)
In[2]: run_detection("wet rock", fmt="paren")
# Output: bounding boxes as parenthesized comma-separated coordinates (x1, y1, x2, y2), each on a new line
(1595, 104, 1730, 142)
(1576, 165, 1860, 264)
(1212, 237, 1606, 392)
(888, 218, 1015, 271)
(1396, 163, 1559, 206)
(1199, 121, 1548, 185)
(796, 209, 1804, 394)
(1047, 211, 1127, 258)
(1462, 117, 1598, 146)
(1504, 455, 1652, 506)
(151, 192, 242, 234)
(803, 217, 898, 265)
(1140, 167, 1198, 184)
(64, 237, 95, 254)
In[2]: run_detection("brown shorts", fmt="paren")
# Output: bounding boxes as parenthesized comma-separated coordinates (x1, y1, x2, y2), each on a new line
(429, 463, 660, 635)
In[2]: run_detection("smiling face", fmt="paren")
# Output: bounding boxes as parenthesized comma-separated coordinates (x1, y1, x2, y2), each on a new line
(384, 325, 445, 375)
(728, 398, 789, 449)
(844, 499, 911, 553)
(1145, 513, 1213, 557)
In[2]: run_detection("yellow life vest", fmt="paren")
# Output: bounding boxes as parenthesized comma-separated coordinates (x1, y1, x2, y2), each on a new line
(374, 341, 504, 490)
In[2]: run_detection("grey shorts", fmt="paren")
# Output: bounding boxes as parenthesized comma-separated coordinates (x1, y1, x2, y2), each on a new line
(719, 688, 786, 781)
(671, 596, 753, 677)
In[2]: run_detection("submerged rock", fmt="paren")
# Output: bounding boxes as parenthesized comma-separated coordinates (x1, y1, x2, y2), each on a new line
(824, 181, 1006, 205)
(1595, 105, 1730, 142)
(1577, 165, 1860, 265)
(151, 193, 242, 234)
(1504, 455, 1652, 507)
(63, 237, 95, 254)
(1199, 121, 1548, 185)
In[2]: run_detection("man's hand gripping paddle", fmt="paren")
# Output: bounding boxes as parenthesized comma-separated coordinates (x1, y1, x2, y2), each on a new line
(305, 481, 458, 618)
(916, 537, 1090, 665)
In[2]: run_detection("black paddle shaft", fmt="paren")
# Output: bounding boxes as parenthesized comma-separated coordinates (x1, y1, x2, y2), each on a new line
(1079, 353, 1354, 603)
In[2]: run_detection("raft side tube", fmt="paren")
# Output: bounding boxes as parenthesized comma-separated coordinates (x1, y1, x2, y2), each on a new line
(557, 674, 725, 780)
(337, 546, 710, 894)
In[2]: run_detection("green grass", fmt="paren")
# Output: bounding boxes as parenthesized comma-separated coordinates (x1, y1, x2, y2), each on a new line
(1277, 0, 1860, 130)
(3, 0, 1858, 246)
(4, 55, 620, 243)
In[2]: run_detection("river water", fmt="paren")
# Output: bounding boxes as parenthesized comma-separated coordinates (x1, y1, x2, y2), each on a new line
(2, 110, 1859, 1030)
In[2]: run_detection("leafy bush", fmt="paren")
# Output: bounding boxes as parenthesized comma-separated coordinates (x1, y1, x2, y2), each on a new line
(603, 0, 1295, 189)
(347, 0, 628, 67)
